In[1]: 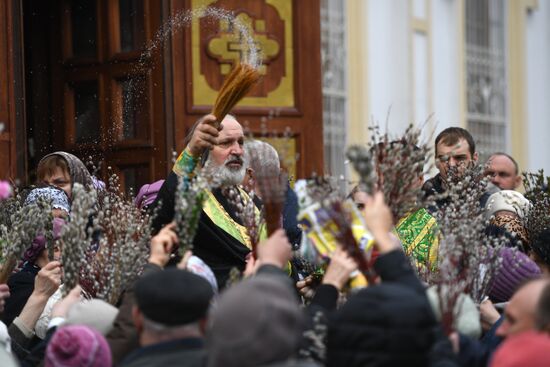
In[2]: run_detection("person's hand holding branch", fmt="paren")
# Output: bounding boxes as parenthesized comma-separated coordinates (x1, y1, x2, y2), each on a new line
(187, 114, 220, 157)
(357, 191, 399, 254)
(322, 246, 359, 290)
(149, 222, 178, 268)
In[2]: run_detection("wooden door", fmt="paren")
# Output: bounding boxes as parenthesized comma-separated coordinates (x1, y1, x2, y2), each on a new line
(0, 0, 25, 181)
(170, 0, 324, 178)
(50, 0, 169, 194)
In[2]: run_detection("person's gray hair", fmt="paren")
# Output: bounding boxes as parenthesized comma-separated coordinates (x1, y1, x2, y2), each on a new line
(244, 140, 280, 177)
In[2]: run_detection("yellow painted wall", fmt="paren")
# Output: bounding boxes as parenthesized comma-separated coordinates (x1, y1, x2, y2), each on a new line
(346, 0, 369, 147)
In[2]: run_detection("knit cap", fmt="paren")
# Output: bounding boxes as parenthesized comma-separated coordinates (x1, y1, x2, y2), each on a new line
(488, 247, 541, 303)
(490, 331, 550, 367)
(45, 325, 111, 367)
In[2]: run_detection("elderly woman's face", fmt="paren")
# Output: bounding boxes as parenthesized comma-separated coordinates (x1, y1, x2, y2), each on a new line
(43, 167, 72, 198)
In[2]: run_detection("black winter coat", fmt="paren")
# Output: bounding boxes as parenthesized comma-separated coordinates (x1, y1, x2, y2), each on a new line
(327, 251, 459, 367)
(119, 338, 206, 367)
(2, 263, 39, 326)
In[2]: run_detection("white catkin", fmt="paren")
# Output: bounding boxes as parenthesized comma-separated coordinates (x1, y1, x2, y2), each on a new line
(175, 166, 219, 256)
(61, 183, 97, 297)
(84, 174, 151, 305)
(0, 196, 52, 266)
(347, 124, 434, 221)
(431, 165, 506, 332)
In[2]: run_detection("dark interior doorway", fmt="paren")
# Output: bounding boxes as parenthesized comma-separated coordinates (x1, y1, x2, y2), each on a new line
(21, 0, 168, 194)
(22, 0, 59, 183)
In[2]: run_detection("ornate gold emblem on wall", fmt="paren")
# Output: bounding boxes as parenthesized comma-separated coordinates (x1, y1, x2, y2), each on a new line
(207, 13, 280, 75)
(191, 0, 295, 108)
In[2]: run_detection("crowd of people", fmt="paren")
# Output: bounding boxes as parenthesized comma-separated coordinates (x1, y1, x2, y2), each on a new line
(0, 113, 549, 367)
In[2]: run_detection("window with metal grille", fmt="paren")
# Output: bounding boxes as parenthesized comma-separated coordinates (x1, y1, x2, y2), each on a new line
(465, 0, 508, 162)
(321, 0, 348, 183)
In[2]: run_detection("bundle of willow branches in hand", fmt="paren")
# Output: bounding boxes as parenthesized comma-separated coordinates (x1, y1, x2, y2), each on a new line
(432, 165, 504, 335)
(212, 62, 260, 126)
(174, 167, 218, 257)
(224, 185, 262, 256)
(84, 174, 152, 304)
(347, 124, 432, 222)
(523, 170, 550, 243)
(0, 196, 52, 283)
(60, 183, 97, 297)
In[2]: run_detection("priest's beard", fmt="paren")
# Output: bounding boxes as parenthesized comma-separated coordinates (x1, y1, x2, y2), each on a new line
(206, 154, 247, 187)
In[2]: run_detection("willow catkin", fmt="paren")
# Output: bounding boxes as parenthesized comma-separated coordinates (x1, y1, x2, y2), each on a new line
(0, 198, 52, 283)
(523, 170, 550, 243)
(432, 165, 505, 335)
(61, 184, 97, 297)
(347, 124, 433, 222)
(212, 63, 260, 126)
(86, 174, 151, 304)
(223, 185, 262, 256)
(174, 169, 213, 257)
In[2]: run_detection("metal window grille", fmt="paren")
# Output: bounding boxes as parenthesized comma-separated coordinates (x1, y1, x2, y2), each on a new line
(321, 0, 348, 183)
(465, 0, 507, 162)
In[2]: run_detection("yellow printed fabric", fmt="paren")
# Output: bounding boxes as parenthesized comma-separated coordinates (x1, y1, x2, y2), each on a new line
(395, 208, 439, 268)
(297, 200, 373, 288)
(298, 199, 375, 262)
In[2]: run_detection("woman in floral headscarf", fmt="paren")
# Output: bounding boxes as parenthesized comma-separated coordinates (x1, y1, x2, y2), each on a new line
(37, 152, 93, 199)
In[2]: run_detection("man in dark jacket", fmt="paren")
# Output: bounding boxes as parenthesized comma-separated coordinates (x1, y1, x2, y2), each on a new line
(422, 127, 480, 211)
(118, 268, 214, 367)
